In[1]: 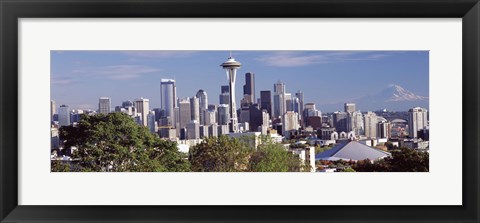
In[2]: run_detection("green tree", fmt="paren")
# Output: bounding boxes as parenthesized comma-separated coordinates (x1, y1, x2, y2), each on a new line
(388, 148, 429, 172)
(51, 160, 71, 172)
(352, 148, 429, 172)
(188, 135, 254, 172)
(249, 141, 308, 172)
(188, 135, 308, 172)
(340, 166, 356, 172)
(55, 112, 190, 172)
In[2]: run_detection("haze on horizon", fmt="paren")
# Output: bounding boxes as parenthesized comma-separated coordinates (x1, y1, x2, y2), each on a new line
(51, 50, 429, 112)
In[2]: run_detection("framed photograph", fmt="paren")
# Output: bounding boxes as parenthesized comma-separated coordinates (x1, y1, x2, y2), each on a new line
(1, 0, 479, 222)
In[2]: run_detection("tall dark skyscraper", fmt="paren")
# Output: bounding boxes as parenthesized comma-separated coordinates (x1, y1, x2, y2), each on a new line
(260, 90, 272, 118)
(221, 85, 229, 94)
(243, 72, 255, 104)
(219, 85, 230, 105)
(295, 91, 304, 114)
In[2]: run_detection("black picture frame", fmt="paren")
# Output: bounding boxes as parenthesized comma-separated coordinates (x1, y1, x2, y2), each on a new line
(1, 0, 479, 222)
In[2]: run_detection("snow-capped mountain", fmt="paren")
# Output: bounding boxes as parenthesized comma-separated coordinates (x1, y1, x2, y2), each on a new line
(383, 84, 429, 102)
(320, 84, 429, 112)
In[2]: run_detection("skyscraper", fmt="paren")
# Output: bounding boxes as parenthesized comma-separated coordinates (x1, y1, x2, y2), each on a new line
(348, 111, 364, 136)
(204, 108, 217, 126)
(408, 107, 428, 138)
(178, 98, 191, 130)
(147, 111, 156, 133)
(273, 81, 286, 118)
(98, 97, 111, 114)
(333, 111, 348, 133)
(196, 89, 208, 110)
(50, 100, 56, 121)
(304, 103, 321, 117)
(190, 96, 200, 123)
(260, 90, 272, 118)
(248, 104, 263, 132)
(219, 85, 230, 105)
(122, 100, 133, 108)
(217, 104, 230, 125)
(160, 79, 177, 120)
(344, 103, 356, 113)
(220, 55, 241, 133)
(186, 120, 200, 140)
(295, 91, 304, 115)
(285, 93, 293, 112)
(160, 79, 177, 121)
(243, 72, 255, 104)
(196, 90, 208, 124)
(292, 97, 300, 113)
(134, 97, 149, 126)
(377, 120, 391, 139)
(58, 104, 70, 126)
(364, 111, 378, 138)
(282, 111, 300, 133)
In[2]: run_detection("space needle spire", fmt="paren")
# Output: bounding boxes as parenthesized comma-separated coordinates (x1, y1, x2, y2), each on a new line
(220, 53, 241, 133)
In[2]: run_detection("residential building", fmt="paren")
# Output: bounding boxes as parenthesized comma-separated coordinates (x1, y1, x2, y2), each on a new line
(408, 107, 428, 138)
(364, 111, 378, 138)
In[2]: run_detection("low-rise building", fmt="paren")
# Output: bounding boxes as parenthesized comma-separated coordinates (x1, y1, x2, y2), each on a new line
(291, 146, 316, 172)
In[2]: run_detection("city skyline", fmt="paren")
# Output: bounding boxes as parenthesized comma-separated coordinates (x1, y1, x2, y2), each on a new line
(51, 51, 429, 112)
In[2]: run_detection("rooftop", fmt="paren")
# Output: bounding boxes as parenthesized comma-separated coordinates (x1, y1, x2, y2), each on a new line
(315, 141, 390, 162)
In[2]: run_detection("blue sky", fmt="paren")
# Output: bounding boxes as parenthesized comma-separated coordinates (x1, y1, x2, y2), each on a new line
(51, 51, 429, 112)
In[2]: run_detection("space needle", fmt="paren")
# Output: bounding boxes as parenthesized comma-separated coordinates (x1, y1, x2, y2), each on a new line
(220, 53, 241, 133)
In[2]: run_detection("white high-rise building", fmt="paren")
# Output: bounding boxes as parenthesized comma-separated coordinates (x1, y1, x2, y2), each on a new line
(134, 98, 149, 126)
(196, 89, 208, 125)
(196, 90, 208, 110)
(282, 111, 300, 133)
(217, 104, 230, 125)
(295, 91, 304, 115)
(190, 96, 200, 123)
(364, 111, 377, 139)
(58, 104, 70, 126)
(408, 107, 428, 138)
(348, 111, 364, 136)
(98, 97, 111, 114)
(377, 120, 391, 139)
(186, 120, 200, 140)
(204, 109, 217, 126)
(262, 110, 270, 127)
(178, 98, 191, 129)
(273, 81, 286, 118)
(220, 55, 241, 133)
(160, 79, 177, 121)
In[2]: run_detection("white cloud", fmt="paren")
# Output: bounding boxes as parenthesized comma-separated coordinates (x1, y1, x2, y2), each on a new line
(51, 77, 76, 85)
(72, 65, 161, 80)
(121, 51, 198, 59)
(255, 51, 397, 67)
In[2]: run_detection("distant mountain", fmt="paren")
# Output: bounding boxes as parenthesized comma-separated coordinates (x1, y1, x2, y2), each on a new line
(320, 84, 429, 112)
(382, 84, 429, 102)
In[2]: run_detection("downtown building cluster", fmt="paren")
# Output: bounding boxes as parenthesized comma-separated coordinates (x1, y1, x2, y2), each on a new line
(50, 56, 430, 158)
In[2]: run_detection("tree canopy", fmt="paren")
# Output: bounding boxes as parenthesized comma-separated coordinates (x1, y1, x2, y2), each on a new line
(189, 135, 308, 172)
(55, 112, 190, 172)
(352, 148, 429, 172)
